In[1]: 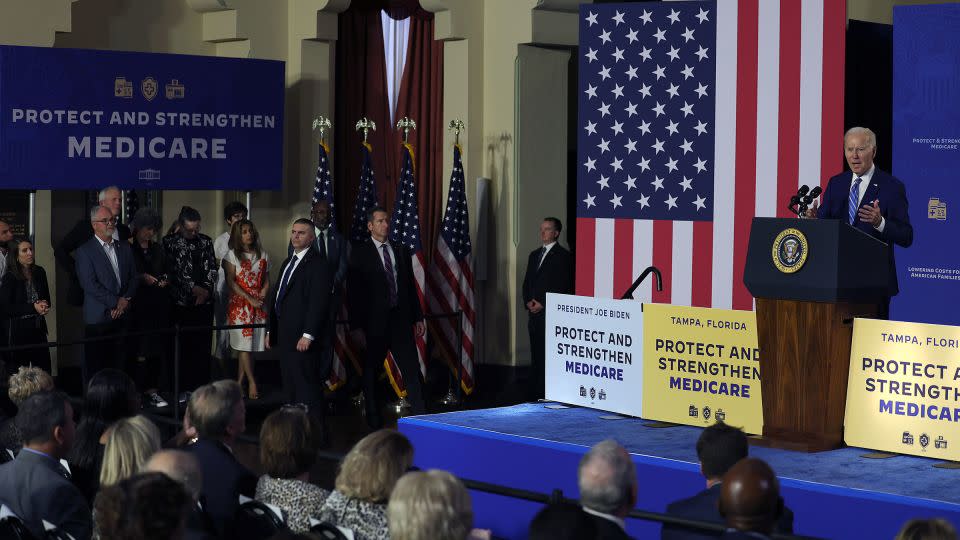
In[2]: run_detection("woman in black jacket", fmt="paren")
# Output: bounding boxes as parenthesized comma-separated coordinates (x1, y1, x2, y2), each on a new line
(0, 238, 51, 373)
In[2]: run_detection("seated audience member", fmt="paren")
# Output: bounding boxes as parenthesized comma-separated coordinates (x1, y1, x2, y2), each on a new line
(387, 469, 484, 540)
(99, 414, 162, 487)
(144, 449, 216, 540)
(94, 471, 193, 540)
(317, 429, 414, 540)
(662, 423, 793, 540)
(896, 518, 958, 540)
(256, 405, 328, 532)
(528, 502, 599, 540)
(1, 366, 54, 453)
(718, 458, 782, 539)
(184, 379, 256, 536)
(68, 368, 140, 504)
(0, 391, 92, 540)
(578, 439, 637, 540)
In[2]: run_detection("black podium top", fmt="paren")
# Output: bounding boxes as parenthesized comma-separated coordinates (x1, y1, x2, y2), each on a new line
(743, 217, 890, 303)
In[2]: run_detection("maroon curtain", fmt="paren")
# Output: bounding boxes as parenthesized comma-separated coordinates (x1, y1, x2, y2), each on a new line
(394, 15, 443, 263)
(334, 1, 443, 259)
(333, 4, 395, 232)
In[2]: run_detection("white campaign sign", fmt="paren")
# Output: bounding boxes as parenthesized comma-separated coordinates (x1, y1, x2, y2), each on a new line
(545, 293, 644, 417)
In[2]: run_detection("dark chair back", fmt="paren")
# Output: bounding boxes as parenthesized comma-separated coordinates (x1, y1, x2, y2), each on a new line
(0, 514, 36, 540)
(43, 526, 74, 540)
(310, 521, 350, 540)
(0, 448, 14, 465)
(231, 500, 285, 540)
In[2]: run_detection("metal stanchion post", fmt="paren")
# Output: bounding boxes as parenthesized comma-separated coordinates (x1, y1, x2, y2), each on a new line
(173, 324, 181, 422)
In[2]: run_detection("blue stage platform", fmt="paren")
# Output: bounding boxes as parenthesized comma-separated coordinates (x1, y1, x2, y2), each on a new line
(398, 403, 960, 539)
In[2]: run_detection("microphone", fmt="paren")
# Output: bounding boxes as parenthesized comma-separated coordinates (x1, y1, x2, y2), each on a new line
(809, 186, 822, 199)
(798, 185, 810, 196)
(788, 195, 801, 216)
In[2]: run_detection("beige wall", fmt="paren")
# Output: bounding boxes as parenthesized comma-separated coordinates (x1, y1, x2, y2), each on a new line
(8, 0, 931, 376)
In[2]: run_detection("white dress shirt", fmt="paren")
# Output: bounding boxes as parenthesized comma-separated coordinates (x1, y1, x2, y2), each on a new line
(582, 506, 626, 531)
(372, 238, 398, 282)
(96, 235, 122, 289)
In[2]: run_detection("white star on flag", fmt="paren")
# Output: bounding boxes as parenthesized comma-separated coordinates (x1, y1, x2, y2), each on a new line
(665, 193, 678, 209)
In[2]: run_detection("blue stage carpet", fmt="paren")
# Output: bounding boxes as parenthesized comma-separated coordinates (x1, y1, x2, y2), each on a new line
(399, 403, 960, 539)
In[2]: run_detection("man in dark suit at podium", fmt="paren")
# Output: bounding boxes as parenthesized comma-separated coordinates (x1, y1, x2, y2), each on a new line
(662, 423, 793, 540)
(522, 217, 573, 400)
(807, 127, 913, 318)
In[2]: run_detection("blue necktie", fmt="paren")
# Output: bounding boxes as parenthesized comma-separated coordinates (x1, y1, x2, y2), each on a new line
(274, 257, 296, 313)
(848, 177, 862, 224)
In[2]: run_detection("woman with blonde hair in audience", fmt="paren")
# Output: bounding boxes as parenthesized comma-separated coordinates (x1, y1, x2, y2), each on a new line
(100, 414, 162, 487)
(255, 404, 328, 532)
(0, 366, 54, 453)
(316, 429, 413, 540)
(388, 469, 487, 540)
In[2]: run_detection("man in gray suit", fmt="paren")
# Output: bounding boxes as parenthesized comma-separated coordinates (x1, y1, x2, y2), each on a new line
(76, 205, 139, 386)
(0, 391, 92, 540)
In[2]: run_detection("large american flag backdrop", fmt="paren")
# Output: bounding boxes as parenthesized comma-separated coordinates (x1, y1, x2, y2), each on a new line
(575, 0, 845, 309)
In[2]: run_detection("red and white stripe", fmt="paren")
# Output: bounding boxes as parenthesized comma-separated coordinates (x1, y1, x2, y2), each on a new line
(427, 237, 476, 394)
(575, 0, 845, 310)
(412, 252, 428, 377)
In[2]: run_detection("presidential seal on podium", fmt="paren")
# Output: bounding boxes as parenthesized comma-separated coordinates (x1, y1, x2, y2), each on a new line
(772, 227, 808, 274)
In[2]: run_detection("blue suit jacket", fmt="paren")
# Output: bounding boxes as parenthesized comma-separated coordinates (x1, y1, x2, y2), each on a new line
(0, 449, 92, 540)
(816, 168, 913, 295)
(661, 484, 793, 540)
(75, 236, 139, 325)
(185, 439, 256, 537)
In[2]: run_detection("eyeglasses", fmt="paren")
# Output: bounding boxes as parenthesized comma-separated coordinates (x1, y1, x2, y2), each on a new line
(282, 403, 309, 413)
(92, 217, 119, 224)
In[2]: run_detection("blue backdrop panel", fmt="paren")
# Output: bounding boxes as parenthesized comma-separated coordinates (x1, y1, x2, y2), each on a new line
(0, 45, 284, 190)
(891, 5, 960, 323)
(400, 405, 960, 540)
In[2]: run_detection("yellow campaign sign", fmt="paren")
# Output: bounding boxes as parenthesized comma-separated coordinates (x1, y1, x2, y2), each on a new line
(642, 304, 763, 434)
(845, 318, 960, 460)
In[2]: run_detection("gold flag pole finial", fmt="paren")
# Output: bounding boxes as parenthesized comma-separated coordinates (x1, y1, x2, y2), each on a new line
(355, 117, 376, 143)
(448, 119, 465, 146)
(313, 115, 332, 145)
(396, 117, 417, 144)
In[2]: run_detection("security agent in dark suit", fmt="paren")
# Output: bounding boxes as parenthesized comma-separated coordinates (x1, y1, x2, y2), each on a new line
(347, 207, 426, 428)
(0, 391, 92, 540)
(183, 380, 256, 537)
(522, 217, 573, 400)
(75, 205, 139, 387)
(268, 218, 332, 419)
(54, 186, 131, 307)
(807, 127, 913, 319)
(578, 439, 637, 540)
(288, 201, 349, 388)
(662, 423, 793, 540)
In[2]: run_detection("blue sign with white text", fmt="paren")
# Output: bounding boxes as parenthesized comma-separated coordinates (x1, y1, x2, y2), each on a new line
(0, 45, 284, 190)
(892, 5, 960, 324)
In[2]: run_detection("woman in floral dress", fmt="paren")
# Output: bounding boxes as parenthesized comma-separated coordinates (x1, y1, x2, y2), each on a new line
(224, 219, 270, 399)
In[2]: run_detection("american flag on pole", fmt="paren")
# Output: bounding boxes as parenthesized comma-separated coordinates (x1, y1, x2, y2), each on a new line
(427, 145, 476, 394)
(388, 143, 429, 386)
(575, 0, 845, 309)
(312, 142, 348, 390)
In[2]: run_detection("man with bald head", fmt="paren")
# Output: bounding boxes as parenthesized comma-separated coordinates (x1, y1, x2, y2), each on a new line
(577, 439, 637, 539)
(54, 186, 131, 307)
(143, 450, 215, 539)
(718, 458, 783, 539)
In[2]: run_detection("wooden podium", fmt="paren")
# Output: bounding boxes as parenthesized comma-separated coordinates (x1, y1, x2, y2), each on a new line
(743, 218, 889, 452)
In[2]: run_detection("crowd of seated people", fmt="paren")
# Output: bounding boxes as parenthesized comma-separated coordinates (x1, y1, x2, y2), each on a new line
(0, 365, 956, 540)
